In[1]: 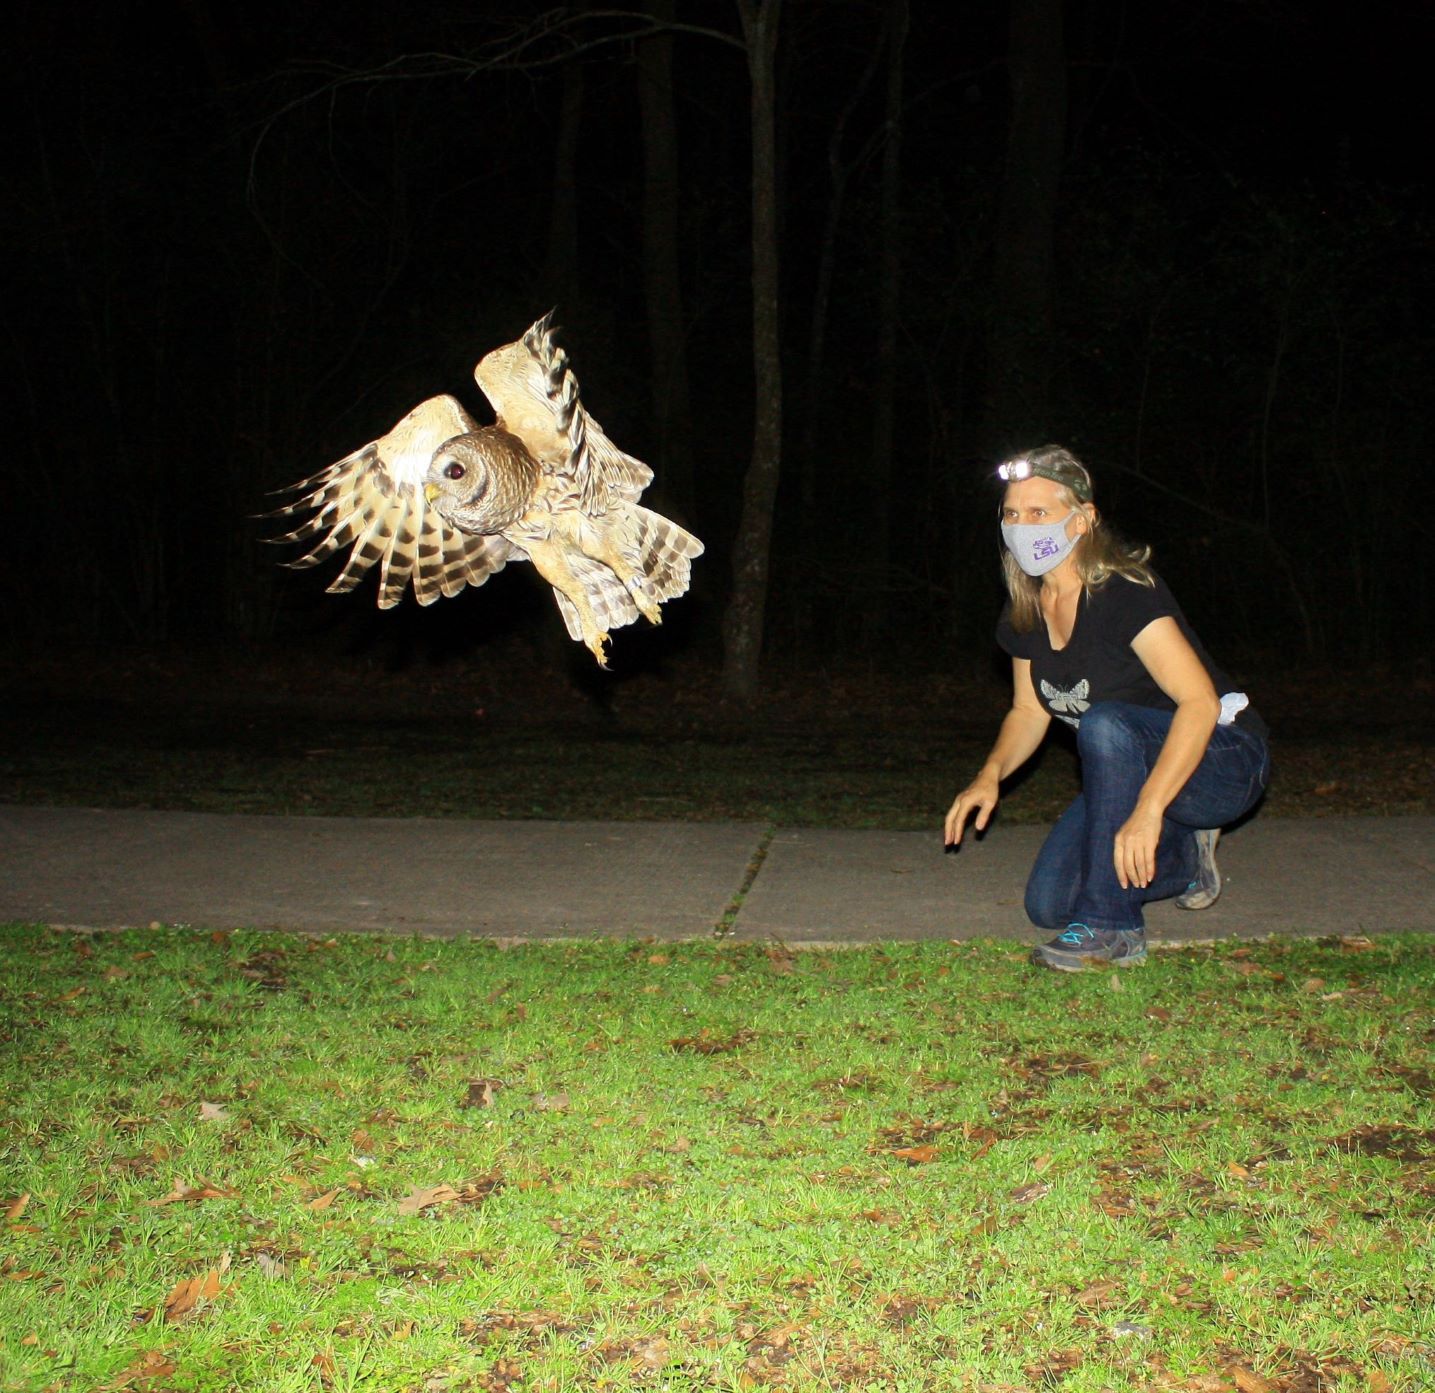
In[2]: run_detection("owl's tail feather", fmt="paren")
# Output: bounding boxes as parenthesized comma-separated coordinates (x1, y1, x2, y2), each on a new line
(629, 506, 704, 606)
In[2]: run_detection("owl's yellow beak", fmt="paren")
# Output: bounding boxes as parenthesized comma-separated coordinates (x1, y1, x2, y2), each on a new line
(423, 483, 440, 503)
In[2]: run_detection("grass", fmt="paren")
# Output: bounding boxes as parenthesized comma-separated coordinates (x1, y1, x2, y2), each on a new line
(2, 647, 1432, 827)
(2, 926, 1432, 1391)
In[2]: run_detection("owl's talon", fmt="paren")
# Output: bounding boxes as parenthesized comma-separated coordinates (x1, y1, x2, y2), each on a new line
(587, 631, 611, 666)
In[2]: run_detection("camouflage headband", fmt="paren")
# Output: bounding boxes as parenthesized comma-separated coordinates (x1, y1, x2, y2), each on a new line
(996, 456, 1093, 502)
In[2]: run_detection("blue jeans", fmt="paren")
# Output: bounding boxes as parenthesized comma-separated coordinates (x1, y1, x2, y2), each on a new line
(1025, 702, 1270, 934)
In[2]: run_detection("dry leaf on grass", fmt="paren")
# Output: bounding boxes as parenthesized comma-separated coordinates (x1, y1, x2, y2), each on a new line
(198, 1101, 229, 1122)
(462, 1078, 504, 1109)
(307, 1188, 341, 1211)
(1009, 1180, 1052, 1205)
(393, 1176, 506, 1217)
(398, 1183, 461, 1216)
(159, 1253, 231, 1323)
(144, 1177, 239, 1207)
(99, 1350, 178, 1391)
(1229, 1367, 1275, 1393)
(4, 1193, 30, 1221)
(532, 1091, 570, 1112)
(670, 1028, 757, 1055)
(889, 1144, 938, 1164)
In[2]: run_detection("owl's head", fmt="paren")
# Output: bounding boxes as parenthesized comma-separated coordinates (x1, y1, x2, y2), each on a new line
(424, 427, 540, 535)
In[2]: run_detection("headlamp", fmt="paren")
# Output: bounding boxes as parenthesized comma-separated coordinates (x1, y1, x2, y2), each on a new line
(996, 457, 1092, 501)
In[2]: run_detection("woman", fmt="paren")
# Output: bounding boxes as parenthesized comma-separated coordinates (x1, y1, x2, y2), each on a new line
(943, 445, 1269, 971)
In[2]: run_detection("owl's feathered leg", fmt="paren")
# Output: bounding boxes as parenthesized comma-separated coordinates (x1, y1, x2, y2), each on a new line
(523, 538, 612, 667)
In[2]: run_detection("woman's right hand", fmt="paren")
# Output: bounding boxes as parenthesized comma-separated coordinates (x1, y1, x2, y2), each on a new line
(943, 774, 1000, 847)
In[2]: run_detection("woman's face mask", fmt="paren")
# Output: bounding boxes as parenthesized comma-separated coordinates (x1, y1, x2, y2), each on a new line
(1001, 510, 1080, 577)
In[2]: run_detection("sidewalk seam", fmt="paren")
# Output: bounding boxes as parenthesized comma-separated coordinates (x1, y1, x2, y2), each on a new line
(713, 825, 776, 938)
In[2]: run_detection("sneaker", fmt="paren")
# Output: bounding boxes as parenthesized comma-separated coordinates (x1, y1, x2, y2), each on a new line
(1175, 828, 1222, 910)
(1032, 923, 1147, 972)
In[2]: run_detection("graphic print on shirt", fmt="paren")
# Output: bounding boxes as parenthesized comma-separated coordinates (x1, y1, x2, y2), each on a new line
(1040, 677, 1090, 728)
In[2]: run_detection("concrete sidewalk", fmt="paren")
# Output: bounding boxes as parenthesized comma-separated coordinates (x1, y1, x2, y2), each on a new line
(1, 805, 1431, 944)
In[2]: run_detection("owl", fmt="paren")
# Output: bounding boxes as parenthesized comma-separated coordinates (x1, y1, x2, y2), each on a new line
(267, 314, 703, 665)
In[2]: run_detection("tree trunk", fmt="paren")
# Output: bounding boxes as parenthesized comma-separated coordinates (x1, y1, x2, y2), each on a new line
(637, 0, 696, 521)
(983, 0, 1067, 450)
(862, 0, 909, 639)
(795, 12, 886, 650)
(721, 0, 783, 703)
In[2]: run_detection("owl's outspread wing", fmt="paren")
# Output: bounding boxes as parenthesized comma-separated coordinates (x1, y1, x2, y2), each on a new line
(267, 395, 519, 609)
(474, 312, 653, 516)
(268, 316, 703, 665)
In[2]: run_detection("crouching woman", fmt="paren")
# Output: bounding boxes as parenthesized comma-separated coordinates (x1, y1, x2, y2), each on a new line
(943, 446, 1270, 971)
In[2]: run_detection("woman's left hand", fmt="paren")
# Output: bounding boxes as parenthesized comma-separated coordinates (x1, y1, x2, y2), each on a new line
(1113, 806, 1164, 890)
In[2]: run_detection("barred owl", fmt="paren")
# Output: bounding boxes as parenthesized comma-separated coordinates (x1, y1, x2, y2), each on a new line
(267, 314, 703, 665)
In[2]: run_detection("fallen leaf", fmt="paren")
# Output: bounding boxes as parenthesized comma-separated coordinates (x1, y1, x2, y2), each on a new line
(144, 1177, 239, 1207)
(532, 1092, 570, 1112)
(1230, 1366, 1275, 1393)
(890, 1144, 938, 1164)
(397, 1183, 461, 1217)
(462, 1078, 503, 1109)
(1111, 1319, 1153, 1339)
(647, 952, 669, 965)
(198, 1102, 229, 1123)
(307, 1188, 341, 1211)
(160, 1255, 230, 1323)
(1009, 1181, 1051, 1205)
(1301, 978, 1326, 994)
(670, 1028, 756, 1055)
(1076, 1278, 1120, 1307)
(99, 1350, 178, 1390)
(765, 947, 795, 974)
(4, 1194, 30, 1221)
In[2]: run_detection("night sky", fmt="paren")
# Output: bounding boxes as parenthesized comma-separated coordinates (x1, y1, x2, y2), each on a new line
(8, 0, 1432, 671)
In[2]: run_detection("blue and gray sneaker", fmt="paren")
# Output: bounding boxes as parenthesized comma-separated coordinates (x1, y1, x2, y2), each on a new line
(1032, 923, 1147, 972)
(1175, 828, 1222, 910)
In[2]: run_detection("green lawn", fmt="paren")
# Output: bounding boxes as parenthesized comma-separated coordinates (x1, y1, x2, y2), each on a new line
(2, 927, 1431, 1391)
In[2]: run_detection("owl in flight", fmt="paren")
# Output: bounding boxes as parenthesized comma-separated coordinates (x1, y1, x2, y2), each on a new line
(268, 314, 703, 665)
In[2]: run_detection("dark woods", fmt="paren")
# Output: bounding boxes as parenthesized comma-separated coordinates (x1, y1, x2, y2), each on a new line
(8, 1, 1430, 692)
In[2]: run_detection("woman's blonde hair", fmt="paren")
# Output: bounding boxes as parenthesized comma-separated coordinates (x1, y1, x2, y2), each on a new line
(998, 445, 1155, 633)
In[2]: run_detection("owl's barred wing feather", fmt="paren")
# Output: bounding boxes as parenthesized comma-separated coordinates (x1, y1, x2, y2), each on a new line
(475, 313, 653, 515)
(265, 394, 516, 608)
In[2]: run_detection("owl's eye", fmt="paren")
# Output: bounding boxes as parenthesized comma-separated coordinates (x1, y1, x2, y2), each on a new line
(443, 460, 466, 481)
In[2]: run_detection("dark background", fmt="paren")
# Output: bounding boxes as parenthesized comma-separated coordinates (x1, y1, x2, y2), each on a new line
(8, 0, 1431, 695)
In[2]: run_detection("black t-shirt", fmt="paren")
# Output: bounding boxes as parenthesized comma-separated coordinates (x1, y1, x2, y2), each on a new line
(996, 571, 1266, 736)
